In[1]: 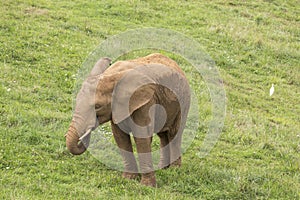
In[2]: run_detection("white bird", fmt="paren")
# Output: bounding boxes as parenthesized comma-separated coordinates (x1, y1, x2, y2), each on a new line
(269, 84, 274, 96)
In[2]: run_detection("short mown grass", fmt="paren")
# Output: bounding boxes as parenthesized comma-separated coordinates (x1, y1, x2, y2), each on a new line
(1, 0, 299, 199)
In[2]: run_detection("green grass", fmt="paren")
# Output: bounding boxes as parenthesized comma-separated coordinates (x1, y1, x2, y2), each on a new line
(1, 0, 299, 199)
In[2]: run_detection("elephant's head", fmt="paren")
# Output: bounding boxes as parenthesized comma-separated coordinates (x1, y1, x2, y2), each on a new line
(66, 57, 111, 155)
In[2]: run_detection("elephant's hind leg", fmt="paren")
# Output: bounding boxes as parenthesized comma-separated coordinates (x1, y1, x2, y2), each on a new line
(168, 132, 182, 167)
(111, 122, 138, 179)
(168, 115, 182, 167)
(157, 131, 170, 169)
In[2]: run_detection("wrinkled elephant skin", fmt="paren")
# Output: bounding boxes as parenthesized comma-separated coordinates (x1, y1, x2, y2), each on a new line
(66, 53, 191, 187)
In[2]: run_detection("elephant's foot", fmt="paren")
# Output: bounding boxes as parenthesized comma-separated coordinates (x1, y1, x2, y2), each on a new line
(140, 172, 156, 187)
(170, 156, 181, 167)
(122, 172, 139, 180)
(158, 154, 171, 169)
(158, 162, 170, 169)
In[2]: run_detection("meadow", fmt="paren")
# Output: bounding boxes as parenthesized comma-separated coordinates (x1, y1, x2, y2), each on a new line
(0, 0, 299, 199)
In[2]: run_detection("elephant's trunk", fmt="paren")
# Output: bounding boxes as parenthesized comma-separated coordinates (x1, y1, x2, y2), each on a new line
(65, 125, 87, 155)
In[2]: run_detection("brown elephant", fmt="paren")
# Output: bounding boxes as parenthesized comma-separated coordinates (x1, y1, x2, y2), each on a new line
(65, 53, 191, 187)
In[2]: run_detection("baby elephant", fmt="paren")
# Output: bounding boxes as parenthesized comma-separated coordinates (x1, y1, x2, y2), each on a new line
(66, 53, 190, 187)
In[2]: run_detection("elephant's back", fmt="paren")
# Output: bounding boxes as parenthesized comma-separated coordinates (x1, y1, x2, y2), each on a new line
(105, 53, 186, 78)
(129, 53, 186, 77)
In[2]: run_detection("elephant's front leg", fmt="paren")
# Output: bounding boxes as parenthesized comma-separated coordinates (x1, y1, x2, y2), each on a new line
(111, 122, 138, 179)
(133, 136, 156, 187)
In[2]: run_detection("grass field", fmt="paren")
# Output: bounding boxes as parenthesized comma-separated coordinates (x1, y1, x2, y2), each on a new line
(1, 0, 299, 199)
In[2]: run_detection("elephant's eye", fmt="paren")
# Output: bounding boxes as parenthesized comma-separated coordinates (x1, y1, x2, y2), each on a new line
(95, 104, 101, 110)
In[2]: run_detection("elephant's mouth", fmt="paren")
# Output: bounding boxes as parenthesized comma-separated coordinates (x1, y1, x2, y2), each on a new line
(79, 128, 92, 148)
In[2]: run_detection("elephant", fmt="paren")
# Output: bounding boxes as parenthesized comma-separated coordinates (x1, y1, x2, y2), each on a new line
(65, 53, 191, 187)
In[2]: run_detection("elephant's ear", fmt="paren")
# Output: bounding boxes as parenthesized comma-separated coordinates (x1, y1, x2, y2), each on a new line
(128, 84, 156, 114)
(89, 57, 111, 77)
(112, 69, 155, 124)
